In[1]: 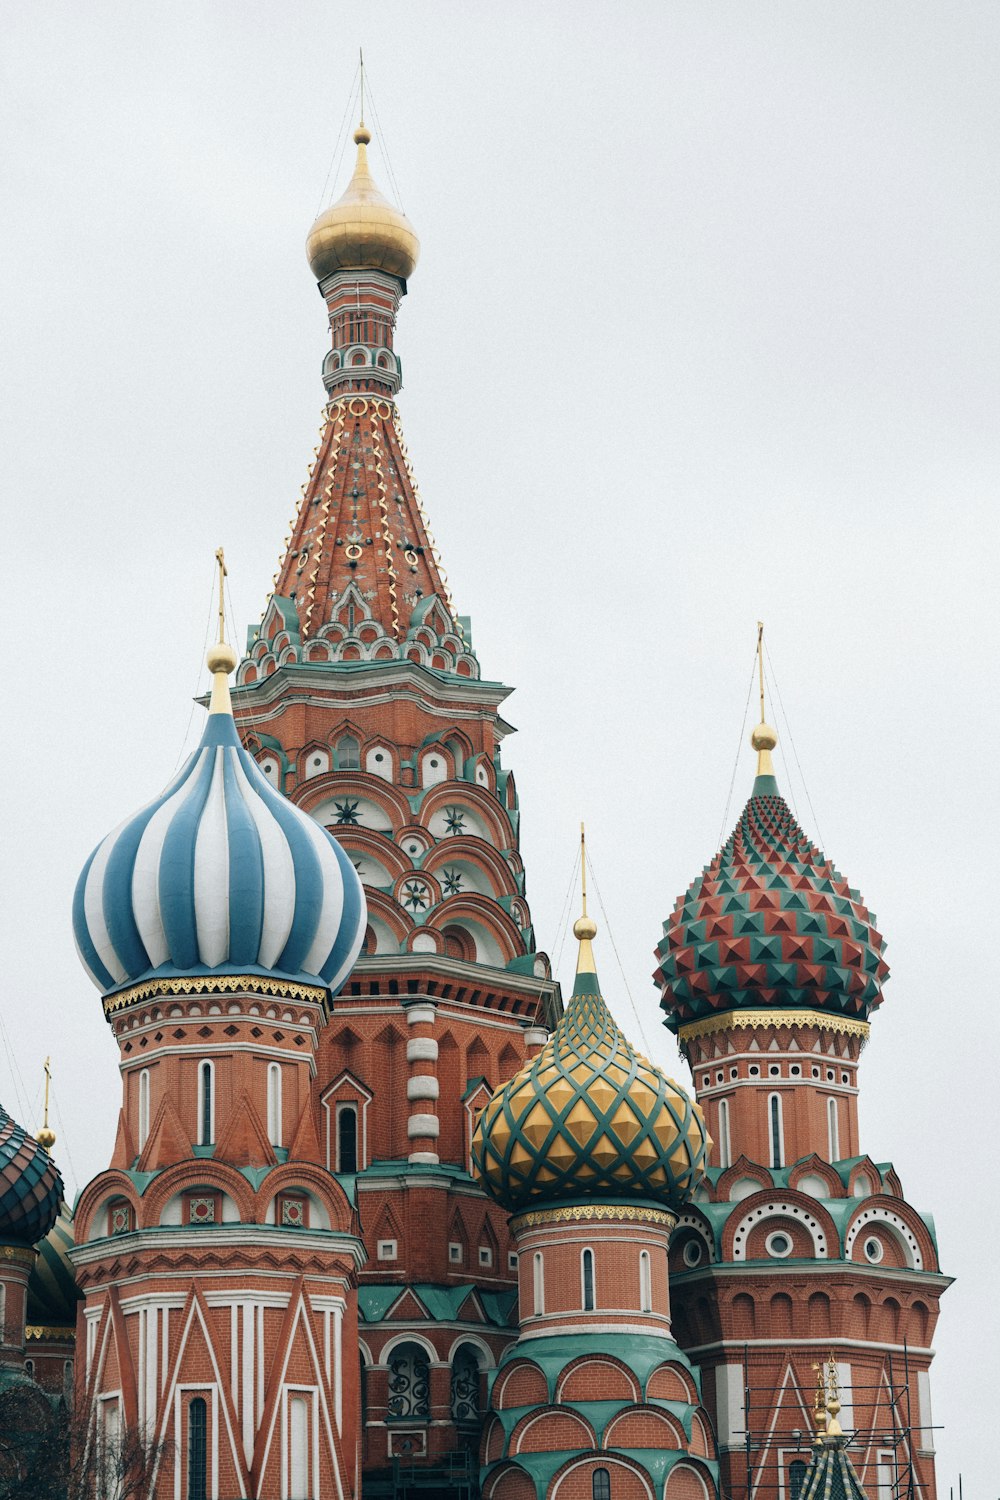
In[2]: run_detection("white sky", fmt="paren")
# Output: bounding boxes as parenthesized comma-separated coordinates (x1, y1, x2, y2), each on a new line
(1, 3, 997, 1489)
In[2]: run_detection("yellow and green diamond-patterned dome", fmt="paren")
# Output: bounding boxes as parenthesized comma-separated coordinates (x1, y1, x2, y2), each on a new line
(472, 916, 710, 1213)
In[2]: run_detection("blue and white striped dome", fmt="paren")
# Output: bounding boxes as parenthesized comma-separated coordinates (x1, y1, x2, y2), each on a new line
(73, 674, 366, 999)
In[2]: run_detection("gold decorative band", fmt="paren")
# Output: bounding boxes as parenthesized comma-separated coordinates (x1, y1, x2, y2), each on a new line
(103, 973, 329, 1016)
(25, 1325, 76, 1342)
(511, 1203, 677, 1231)
(677, 1009, 870, 1044)
(0, 1245, 37, 1267)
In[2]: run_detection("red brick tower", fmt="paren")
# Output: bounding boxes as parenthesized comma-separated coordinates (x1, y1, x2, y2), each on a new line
(71, 623, 369, 1498)
(232, 118, 559, 1485)
(471, 864, 721, 1500)
(654, 638, 948, 1500)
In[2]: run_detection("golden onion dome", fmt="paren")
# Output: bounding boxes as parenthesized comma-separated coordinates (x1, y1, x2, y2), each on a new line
(471, 913, 710, 1213)
(306, 123, 419, 283)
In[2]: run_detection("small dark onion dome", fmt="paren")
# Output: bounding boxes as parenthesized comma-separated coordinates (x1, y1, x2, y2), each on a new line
(28, 1205, 80, 1327)
(655, 722, 889, 1033)
(0, 1107, 62, 1247)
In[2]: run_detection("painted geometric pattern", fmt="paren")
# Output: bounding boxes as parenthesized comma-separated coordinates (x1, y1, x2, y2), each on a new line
(73, 709, 366, 998)
(798, 1443, 869, 1500)
(0, 1107, 62, 1246)
(471, 978, 709, 1212)
(655, 789, 888, 1031)
(28, 1204, 80, 1326)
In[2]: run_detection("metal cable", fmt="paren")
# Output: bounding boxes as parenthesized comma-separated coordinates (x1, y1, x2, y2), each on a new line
(314, 66, 361, 219)
(717, 649, 759, 848)
(585, 852, 655, 1056)
(764, 641, 825, 847)
(551, 848, 582, 983)
(365, 72, 406, 211)
(172, 571, 218, 772)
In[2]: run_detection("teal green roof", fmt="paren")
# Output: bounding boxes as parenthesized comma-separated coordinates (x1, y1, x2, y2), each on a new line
(358, 1283, 517, 1327)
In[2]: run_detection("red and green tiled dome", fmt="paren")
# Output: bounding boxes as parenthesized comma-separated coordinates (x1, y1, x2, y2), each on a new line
(0, 1106, 62, 1247)
(472, 918, 709, 1212)
(655, 732, 889, 1033)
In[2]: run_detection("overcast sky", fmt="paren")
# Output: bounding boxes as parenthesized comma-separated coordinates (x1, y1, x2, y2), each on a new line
(1, 3, 997, 1490)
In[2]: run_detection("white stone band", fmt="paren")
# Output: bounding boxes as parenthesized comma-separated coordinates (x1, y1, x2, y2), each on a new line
(407, 1038, 438, 1063)
(407, 1076, 439, 1101)
(405, 1004, 437, 1027)
(524, 1028, 548, 1047)
(408, 1151, 440, 1165)
(407, 1114, 440, 1138)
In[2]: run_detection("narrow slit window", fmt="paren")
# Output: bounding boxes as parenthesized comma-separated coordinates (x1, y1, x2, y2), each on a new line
(267, 1063, 282, 1148)
(592, 1469, 611, 1500)
(338, 1105, 358, 1174)
(187, 1397, 207, 1500)
(138, 1070, 150, 1152)
(199, 1063, 213, 1146)
(639, 1250, 652, 1313)
(582, 1248, 595, 1312)
(532, 1251, 544, 1315)
(718, 1097, 731, 1169)
(769, 1094, 783, 1169)
(827, 1097, 840, 1161)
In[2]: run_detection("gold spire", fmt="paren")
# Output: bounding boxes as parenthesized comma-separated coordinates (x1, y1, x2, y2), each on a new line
(306, 89, 419, 282)
(573, 823, 598, 974)
(824, 1355, 844, 1439)
(812, 1362, 828, 1444)
(207, 547, 238, 715)
(36, 1057, 55, 1151)
(750, 620, 778, 776)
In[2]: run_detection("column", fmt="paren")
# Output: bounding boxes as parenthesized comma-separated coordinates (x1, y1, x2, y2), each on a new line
(404, 1002, 439, 1165)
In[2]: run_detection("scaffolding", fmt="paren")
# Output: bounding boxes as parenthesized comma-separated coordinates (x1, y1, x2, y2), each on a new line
(728, 1343, 939, 1500)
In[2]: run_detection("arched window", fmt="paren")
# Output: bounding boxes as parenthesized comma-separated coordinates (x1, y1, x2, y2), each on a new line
(639, 1250, 652, 1313)
(768, 1093, 784, 1168)
(199, 1062, 214, 1146)
(789, 1459, 808, 1500)
(581, 1248, 595, 1312)
(718, 1098, 731, 1169)
(386, 1342, 430, 1420)
(532, 1251, 544, 1315)
(289, 1394, 309, 1499)
(24, 1359, 34, 1379)
(336, 734, 360, 770)
(827, 1097, 840, 1160)
(267, 1063, 282, 1148)
(592, 1469, 611, 1500)
(138, 1070, 150, 1152)
(450, 1345, 480, 1424)
(337, 1105, 358, 1174)
(187, 1397, 207, 1500)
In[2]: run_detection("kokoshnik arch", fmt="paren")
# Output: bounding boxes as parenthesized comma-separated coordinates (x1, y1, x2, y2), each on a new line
(0, 108, 947, 1500)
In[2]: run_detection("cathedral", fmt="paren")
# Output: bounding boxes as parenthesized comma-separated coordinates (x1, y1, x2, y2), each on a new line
(0, 111, 948, 1500)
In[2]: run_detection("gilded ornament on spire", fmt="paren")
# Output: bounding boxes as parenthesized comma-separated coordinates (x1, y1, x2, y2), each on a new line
(306, 110, 420, 282)
(35, 1057, 56, 1151)
(471, 830, 709, 1212)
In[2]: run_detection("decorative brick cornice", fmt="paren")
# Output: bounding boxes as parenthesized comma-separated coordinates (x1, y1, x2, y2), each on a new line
(511, 1203, 676, 1232)
(677, 1008, 870, 1046)
(103, 973, 329, 1017)
(25, 1324, 75, 1342)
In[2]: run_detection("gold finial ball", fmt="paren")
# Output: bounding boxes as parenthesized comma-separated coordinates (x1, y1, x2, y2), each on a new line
(573, 915, 597, 941)
(354, 123, 372, 145)
(751, 721, 778, 752)
(206, 642, 238, 676)
(36, 1126, 56, 1151)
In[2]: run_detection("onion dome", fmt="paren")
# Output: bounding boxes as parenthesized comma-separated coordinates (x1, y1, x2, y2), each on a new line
(472, 872, 709, 1212)
(73, 626, 366, 1001)
(0, 1106, 62, 1247)
(655, 712, 889, 1034)
(28, 1205, 80, 1328)
(306, 122, 419, 282)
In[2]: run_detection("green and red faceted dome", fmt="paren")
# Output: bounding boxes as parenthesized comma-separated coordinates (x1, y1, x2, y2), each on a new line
(655, 724, 889, 1032)
(0, 1106, 62, 1247)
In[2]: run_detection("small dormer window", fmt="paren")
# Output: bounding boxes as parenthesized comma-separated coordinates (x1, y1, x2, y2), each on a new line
(337, 735, 360, 770)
